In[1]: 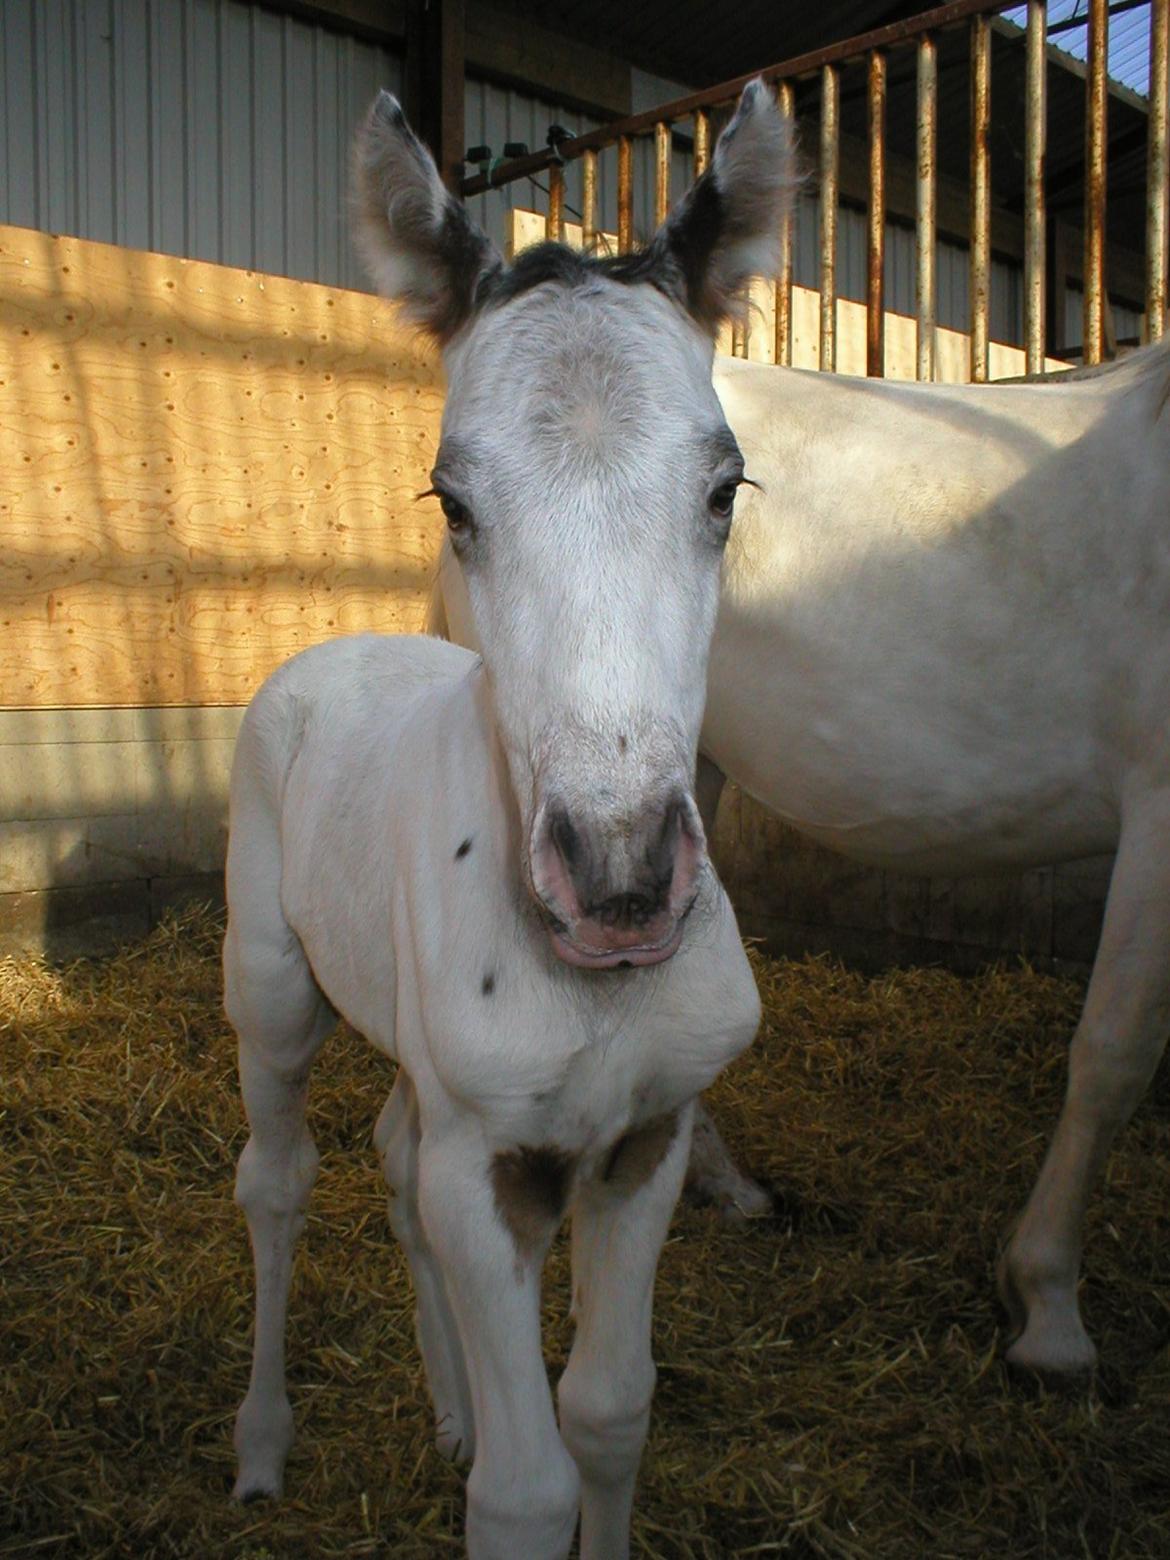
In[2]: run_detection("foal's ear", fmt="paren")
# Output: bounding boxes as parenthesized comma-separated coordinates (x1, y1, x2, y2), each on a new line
(352, 91, 503, 345)
(645, 77, 797, 335)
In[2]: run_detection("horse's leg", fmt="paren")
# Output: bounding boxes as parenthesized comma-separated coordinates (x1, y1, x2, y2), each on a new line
(558, 1105, 693, 1560)
(225, 904, 334, 1500)
(999, 791, 1170, 1379)
(373, 1071, 475, 1463)
(684, 755, 772, 1221)
(417, 1126, 580, 1560)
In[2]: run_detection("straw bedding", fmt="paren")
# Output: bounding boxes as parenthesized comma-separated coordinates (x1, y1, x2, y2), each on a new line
(3, 905, 1169, 1558)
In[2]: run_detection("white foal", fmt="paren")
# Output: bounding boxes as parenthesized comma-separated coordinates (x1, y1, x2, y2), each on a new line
(225, 81, 791, 1557)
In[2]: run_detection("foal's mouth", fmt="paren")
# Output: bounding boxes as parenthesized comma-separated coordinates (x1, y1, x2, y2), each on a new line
(544, 917, 687, 971)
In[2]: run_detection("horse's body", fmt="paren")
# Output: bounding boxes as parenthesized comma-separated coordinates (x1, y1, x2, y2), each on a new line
(439, 337, 1170, 1381)
(708, 348, 1169, 878)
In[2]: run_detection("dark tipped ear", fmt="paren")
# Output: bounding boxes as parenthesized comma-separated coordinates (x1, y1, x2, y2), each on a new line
(641, 78, 798, 335)
(351, 91, 503, 345)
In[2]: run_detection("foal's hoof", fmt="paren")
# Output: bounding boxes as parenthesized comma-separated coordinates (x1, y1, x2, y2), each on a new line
(232, 1471, 282, 1504)
(1003, 1330, 1097, 1393)
(996, 1250, 1097, 1390)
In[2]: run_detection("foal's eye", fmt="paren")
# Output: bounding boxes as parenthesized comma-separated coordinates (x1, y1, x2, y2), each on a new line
(709, 481, 739, 520)
(439, 493, 472, 534)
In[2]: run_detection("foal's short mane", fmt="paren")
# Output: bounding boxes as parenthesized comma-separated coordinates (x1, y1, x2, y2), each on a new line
(474, 226, 723, 322)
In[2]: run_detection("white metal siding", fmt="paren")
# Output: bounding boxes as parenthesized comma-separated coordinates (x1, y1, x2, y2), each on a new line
(0, 0, 402, 290)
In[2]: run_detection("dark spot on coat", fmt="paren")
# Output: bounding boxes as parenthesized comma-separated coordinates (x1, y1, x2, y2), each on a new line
(455, 837, 472, 860)
(481, 972, 495, 995)
(491, 1145, 575, 1256)
(617, 734, 628, 754)
(601, 1112, 680, 1194)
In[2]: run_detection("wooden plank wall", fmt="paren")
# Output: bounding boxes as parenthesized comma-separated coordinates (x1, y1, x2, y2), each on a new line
(0, 223, 445, 708)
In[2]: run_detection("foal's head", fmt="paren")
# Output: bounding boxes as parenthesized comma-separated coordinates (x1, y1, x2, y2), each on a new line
(354, 82, 794, 968)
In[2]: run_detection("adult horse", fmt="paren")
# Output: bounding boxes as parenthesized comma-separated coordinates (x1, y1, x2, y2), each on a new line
(437, 215, 1170, 1385)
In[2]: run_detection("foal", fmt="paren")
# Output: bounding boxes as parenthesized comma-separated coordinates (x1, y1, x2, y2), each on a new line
(225, 81, 793, 1558)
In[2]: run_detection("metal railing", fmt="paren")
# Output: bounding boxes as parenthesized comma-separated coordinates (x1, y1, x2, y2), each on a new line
(461, 0, 1170, 380)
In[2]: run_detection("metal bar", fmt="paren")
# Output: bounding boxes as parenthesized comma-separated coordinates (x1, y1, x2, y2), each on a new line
(867, 52, 886, 378)
(969, 14, 991, 383)
(820, 63, 840, 373)
(693, 109, 711, 177)
(655, 120, 671, 226)
(1084, 0, 1108, 365)
(775, 80, 795, 368)
(462, 0, 1015, 196)
(546, 163, 564, 242)
(618, 135, 633, 254)
(1025, 0, 1047, 372)
(582, 148, 598, 253)
(1147, 0, 1169, 339)
(917, 35, 938, 381)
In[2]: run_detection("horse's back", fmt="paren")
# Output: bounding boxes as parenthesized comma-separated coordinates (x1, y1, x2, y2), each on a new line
(706, 347, 1170, 871)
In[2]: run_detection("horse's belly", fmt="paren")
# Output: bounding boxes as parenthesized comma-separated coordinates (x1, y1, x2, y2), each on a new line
(702, 681, 1120, 876)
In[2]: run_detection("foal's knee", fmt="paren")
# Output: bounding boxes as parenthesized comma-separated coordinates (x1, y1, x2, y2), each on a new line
(234, 1132, 319, 1223)
(558, 1362, 656, 1488)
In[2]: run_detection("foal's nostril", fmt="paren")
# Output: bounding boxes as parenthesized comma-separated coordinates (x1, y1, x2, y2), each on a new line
(550, 808, 584, 872)
(646, 796, 685, 887)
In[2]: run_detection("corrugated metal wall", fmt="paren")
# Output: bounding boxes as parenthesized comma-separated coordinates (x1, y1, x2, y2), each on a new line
(1, 1, 1031, 344)
(0, 0, 401, 290)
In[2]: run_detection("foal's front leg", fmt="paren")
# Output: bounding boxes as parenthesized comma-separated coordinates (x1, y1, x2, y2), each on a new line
(417, 1125, 581, 1560)
(558, 1104, 694, 1560)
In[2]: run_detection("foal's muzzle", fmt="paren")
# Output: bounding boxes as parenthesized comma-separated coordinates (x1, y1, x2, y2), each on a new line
(530, 790, 706, 969)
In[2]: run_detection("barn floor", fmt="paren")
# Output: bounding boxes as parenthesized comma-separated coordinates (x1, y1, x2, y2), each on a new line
(3, 907, 1170, 1560)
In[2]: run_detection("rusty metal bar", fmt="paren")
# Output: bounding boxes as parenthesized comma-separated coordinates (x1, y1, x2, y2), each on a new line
(969, 16, 991, 382)
(618, 135, 633, 254)
(1148, 0, 1169, 339)
(694, 108, 711, 177)
(820, 63, 840, 373)
(1084, 0, 1108, 365)
(1025, 0, 1047, 372)
(546, 163, 564, 242)
(917, 35, 938, 381)
(581, 148, 598, 252)
(775, 79, 795, 368)
(655, 120, 671, 226)
(867, 51, 886, 378)
(462, 0, 1014, 196)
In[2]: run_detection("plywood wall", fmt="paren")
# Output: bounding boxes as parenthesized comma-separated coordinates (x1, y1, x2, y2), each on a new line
(0, 223, 445, 709)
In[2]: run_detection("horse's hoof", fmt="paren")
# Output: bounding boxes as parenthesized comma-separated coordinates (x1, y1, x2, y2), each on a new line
(684, 1168, 774, 1224)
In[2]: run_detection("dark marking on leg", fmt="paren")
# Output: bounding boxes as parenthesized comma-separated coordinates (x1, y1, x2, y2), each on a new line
(481, 972, 495, 996)
(491, 1145, 575, 1256)
(617, 733, 628, 754)
(455, 837, 473, 860)
(602, 1112, 680, 1194)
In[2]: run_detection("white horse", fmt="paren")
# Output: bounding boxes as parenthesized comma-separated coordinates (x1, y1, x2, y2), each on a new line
(224, 82, 789, 1558)
(437, 127, 1170, 1384)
